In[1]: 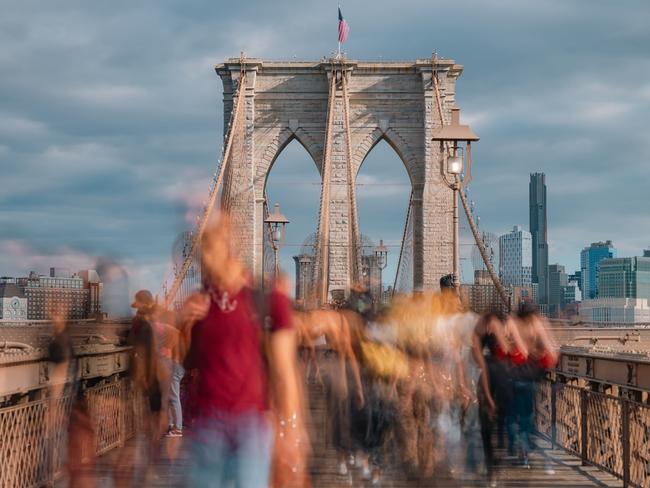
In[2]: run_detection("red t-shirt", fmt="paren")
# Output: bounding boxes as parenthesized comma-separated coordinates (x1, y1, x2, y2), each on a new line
(188, 287, 292, 416)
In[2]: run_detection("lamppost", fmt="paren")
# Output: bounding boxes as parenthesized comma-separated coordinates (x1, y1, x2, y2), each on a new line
(432, 106, 479, 293)
(373, 239, 388, 305)
(264, 203, 289, 278)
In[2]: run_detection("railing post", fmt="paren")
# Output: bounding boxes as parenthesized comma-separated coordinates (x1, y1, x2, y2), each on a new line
(622, 399, 630, 488)
(551, 381, 557, 448)
(581, 389, 588, 466)
(119, 378, 125, 447)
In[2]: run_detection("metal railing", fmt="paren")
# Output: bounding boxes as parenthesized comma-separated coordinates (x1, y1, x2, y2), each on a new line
(536, 379, 650, 487)
(0, 375, 136, 488)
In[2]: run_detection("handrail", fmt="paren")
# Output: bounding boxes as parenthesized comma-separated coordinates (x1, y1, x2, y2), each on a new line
(536, 378, 650, 487)
(0, 341, 33, 352)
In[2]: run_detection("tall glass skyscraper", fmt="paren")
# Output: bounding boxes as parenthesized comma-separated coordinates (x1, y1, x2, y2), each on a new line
(580, 240, 616, 299)
(498, 225, 532, 286)
(529, 173, 548, 305)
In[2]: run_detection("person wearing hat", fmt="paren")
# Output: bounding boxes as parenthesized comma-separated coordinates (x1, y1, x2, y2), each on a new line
(115, 290, 162, 486)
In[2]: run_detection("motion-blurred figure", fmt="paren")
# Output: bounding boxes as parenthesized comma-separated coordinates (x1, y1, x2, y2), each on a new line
(151, 307, 181, 437)
(471, 312, 514, 487)
(508, 303, 558, 467)
(296, 306, 364, 478)
(167, 311, 186, 438)
(47, 304, 96, 487)
(114, 289, 163, 486)
(181, 216, 309, 487)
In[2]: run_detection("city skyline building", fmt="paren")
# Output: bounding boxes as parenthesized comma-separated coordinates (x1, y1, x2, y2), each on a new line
(0, 280, 28, 321)
(529, 173, 549, 305)
(499, 225, 532, 287)
(579, 250, 650, 324)
(548, 263, 568, 317)
(580, 240, 616, 299)
(17, 271, 88, 320)
(598, 254, 650, 303)
(579, 297, 650, 324)
(1, 267, 103, 321)
(568, 270, 582, 292)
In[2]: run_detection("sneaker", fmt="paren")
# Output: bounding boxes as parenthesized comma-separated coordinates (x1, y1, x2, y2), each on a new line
(166, 428, 183, 437)
(361, 466, 372, 480)
(338, 462, 348, 476)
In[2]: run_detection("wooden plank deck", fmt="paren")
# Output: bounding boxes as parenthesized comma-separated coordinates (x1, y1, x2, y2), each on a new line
(61, 371, 622, 487)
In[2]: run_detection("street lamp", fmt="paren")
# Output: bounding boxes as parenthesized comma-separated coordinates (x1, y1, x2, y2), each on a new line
(374, 239, 388, 270)
(373, 239, 389, 305)
(264, 202, 289, 277)
(432, 106, 479, 292)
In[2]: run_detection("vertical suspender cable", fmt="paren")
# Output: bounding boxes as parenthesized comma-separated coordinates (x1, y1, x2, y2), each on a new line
(393, 191, 413, 294)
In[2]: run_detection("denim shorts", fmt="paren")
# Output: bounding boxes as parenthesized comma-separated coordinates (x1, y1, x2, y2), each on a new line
(187, 410, 273, 488)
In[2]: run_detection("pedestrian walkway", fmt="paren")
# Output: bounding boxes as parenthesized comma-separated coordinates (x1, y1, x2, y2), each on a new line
(60, 381, 622, 487)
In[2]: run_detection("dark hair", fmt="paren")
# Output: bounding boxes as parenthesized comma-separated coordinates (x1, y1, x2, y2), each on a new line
(517, 300, 538, 318)
(440, 274, 454, 290)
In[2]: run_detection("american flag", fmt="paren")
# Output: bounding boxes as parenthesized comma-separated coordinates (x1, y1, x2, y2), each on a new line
(338, 7, 349, 43)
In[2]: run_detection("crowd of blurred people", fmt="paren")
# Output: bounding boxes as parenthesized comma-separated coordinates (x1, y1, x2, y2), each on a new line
(45, 214, 559, 487)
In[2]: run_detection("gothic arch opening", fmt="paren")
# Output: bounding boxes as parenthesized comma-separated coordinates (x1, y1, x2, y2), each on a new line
(356, 138, 412, 297)
(264, 138, 321, 300)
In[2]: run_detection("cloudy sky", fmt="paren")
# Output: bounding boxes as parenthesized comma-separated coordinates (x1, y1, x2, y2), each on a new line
(1, 0, 649, 302)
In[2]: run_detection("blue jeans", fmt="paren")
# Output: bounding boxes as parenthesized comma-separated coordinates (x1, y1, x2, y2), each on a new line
(169, 361, 184, 429)
(507, 380, 536, 457)
(188, 411, 273, 488)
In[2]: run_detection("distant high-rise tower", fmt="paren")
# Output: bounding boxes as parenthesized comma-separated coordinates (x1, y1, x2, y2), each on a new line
(529, 173, 548, 305)
(498, 225, 532, 287)
(580, 241, 616, 299)
(548, 263, 568, 317)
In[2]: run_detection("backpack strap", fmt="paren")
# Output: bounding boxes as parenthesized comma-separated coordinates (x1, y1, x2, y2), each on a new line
(251, 286, 272, 332)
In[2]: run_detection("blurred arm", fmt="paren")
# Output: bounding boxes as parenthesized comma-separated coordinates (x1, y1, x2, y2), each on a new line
(471, 331, 495, 413)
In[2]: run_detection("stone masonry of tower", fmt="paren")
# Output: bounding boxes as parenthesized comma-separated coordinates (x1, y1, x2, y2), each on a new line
(215, 58, 463, 297)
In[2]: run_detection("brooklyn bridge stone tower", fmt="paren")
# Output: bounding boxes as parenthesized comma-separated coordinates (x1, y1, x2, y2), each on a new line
(215, 56, 463, 302)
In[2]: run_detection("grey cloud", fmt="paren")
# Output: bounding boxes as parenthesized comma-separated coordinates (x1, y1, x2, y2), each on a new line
(0, 0, 648, 293)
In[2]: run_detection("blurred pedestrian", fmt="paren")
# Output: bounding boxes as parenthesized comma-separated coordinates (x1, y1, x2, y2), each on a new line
(181, 217, 309, 487)
(508, 302, 558, 467)
(114, 289, 163, 486)
(47, 304, 96, 487)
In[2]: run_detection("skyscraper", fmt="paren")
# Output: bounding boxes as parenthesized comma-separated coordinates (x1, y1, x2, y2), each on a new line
(529, 173, 548, 305)
(548, 263, 568, 317)
(499, 225, 532, 287)
(580, 241, 616, 299)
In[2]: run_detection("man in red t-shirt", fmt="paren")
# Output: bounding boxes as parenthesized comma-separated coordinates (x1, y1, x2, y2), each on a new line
(181, 217, 307, 487)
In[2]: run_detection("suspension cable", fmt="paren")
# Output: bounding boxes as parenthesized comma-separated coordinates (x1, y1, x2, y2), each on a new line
(314, 70, 338, 305)
(431, 54, 510, 310)
(163, 69, 248, 308)
(341, 69, 362, 285)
